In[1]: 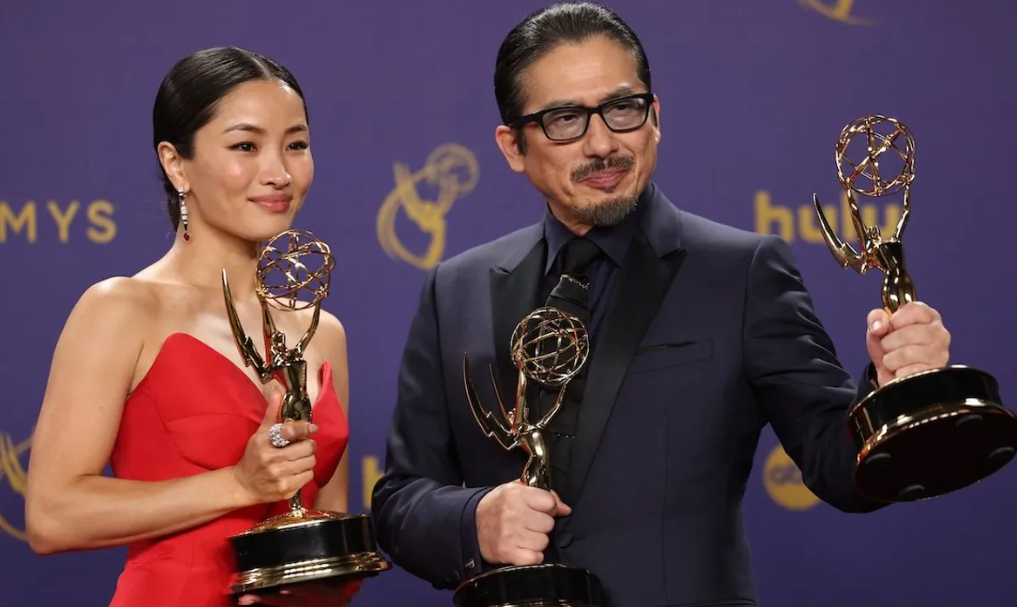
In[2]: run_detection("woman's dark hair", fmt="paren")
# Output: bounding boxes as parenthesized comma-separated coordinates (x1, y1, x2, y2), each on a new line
(152, 46, 308, 229)
(493, 2, 652, 128)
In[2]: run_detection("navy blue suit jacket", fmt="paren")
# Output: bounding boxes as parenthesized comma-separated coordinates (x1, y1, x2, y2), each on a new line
(372, 184, 885, 606)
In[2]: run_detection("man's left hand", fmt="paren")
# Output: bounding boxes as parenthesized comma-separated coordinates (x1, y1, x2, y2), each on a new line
(237, 579, 363, 607)
(866, 301, 951, 388)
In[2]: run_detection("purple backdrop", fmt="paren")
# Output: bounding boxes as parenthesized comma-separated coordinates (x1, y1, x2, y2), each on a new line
(1, 1, 1015, 605)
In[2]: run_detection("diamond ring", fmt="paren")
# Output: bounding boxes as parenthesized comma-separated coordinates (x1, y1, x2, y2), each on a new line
(268, 423, 290, 448)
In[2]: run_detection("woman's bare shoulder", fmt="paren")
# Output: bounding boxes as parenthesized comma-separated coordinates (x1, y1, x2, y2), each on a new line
(318, 308, 346, 339)
(298, 307, 348, 366)
(284, 306, 346, 346)
(61, 276, 164, 346)
(312, 308, 347, 358)
(73, 276, 159, 318)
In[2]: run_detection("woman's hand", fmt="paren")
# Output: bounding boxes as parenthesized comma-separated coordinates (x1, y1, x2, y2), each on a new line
(231, 389, 318, 506)
(237, 579, 363, 606)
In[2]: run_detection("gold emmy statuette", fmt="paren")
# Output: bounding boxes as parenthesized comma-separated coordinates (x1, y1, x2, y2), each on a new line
(454, 307, 604, 607)
(221, 229, 390, 596)
(813, 115, 1017, 502)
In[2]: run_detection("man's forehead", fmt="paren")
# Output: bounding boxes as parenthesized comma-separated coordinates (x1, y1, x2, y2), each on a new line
(534, 84, 641, 114)
(521, 41, 640, 111)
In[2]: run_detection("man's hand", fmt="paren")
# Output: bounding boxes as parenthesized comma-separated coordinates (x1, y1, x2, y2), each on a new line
(866, 301, 951, 387)
(475, 481, 572, 566)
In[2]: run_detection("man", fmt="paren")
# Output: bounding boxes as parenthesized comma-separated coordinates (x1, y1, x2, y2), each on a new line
(371, 3, 952, 606)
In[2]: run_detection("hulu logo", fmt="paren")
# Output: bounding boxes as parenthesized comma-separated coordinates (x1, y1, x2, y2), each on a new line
(754, 190, 901, 244)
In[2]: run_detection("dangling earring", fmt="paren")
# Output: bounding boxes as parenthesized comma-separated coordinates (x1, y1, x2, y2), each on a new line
(178, 189, 190, 241)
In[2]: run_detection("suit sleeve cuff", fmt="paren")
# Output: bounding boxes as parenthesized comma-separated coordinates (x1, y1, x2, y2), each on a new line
(855, 363, 879, 405)
(460, 486, 497, 579)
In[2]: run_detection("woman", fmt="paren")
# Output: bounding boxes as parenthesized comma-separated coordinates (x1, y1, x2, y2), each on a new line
(24, 47, 361, 607)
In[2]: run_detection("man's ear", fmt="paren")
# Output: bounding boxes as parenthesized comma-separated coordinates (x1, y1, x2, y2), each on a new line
(495, 125, 527, 173)
(651, 96, 661, 144)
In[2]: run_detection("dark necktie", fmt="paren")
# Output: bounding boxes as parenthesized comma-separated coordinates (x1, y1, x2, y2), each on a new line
(538, 237, 602, 490)
(547, 237, 600, 325)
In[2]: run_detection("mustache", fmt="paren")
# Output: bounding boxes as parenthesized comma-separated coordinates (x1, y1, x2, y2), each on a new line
(571, 156, 635, 182)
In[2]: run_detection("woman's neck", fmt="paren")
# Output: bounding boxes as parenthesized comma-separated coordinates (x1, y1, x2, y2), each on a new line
(165, 224, 261, 301)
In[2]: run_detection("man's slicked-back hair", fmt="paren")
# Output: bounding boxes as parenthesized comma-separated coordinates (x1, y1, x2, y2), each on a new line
(493, 2, 652, 126)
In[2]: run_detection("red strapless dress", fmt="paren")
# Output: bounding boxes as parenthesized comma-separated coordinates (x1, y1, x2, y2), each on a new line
(107, 332, 350, 607)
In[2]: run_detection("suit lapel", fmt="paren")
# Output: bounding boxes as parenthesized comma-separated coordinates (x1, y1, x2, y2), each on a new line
(562, 227, 687, 508)
(489, 237, 546, 412)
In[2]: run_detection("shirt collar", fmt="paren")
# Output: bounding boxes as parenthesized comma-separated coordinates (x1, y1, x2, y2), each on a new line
(541, 196, 644, 276)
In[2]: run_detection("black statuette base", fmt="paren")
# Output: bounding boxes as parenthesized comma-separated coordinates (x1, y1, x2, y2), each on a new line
(453, 563, 604, 607)
(228, 512, 390, 595)
(849, 365, 1017, 502)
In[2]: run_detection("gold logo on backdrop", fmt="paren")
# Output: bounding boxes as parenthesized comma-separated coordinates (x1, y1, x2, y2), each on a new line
(0, 431, 31, 541)
(376, 144, 479, 270)
(361, 455, 383, 511)
(0, 199, 117, 244)
(763, 444, 819, 511)
(755, 189, 901, 245)
(797, 0, 871, 25)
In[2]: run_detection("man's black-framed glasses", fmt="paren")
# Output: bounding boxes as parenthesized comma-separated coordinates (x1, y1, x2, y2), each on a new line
(512, 92, 655, 142)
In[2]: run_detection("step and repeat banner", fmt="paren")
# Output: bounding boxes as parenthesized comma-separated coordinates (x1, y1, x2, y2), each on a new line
(1, 1, 1014, 606)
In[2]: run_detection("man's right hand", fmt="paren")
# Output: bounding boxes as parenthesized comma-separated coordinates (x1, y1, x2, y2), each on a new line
(475, 481, 572, 566)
